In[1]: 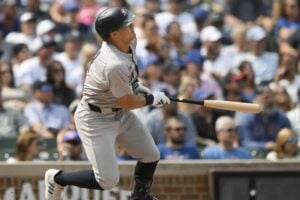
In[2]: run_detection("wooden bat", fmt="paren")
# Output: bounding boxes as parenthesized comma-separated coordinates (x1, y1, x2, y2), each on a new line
(169, 97, 261, 113)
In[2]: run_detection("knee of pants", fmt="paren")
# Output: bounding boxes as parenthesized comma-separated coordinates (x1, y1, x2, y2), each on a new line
(96, 174, 120, 190)
(142, 147, 160, 163)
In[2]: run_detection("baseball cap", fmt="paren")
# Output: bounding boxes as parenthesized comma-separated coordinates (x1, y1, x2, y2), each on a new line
(63, 130, 81, 143)
(30, 35, 56, 53)
(246, 26, 266, 41)
(185, 50, 203, 65)
(162, 63, 181, 74)
(64, 1, 80, 12)
(20, 12, 36, 23)
(33, 81, 53, 92)
(200, 26, 222, 42)
(36, 19, 56, 36)
(192, 6, 208, 21)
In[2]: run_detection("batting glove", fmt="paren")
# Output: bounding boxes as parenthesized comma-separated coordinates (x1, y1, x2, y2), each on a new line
(132, 81, 152, 95)
(152, 91, 171, 107)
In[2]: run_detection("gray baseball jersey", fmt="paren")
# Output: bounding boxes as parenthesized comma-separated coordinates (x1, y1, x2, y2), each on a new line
(83, 41, 138, 108)
(74, 40, 159, 189)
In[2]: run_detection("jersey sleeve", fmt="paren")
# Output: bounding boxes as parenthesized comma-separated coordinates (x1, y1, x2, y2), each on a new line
(106, 65, 133, 97)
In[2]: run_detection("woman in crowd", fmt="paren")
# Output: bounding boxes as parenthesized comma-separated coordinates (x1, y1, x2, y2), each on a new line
(0, 61, 30, 111)
(46, 60, 76, 107)
(266, 128, 299, 160)
(6, 128, 42, 163)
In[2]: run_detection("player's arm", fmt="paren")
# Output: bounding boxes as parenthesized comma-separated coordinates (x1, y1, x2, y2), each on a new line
(116, 93, 149, 110)
(116, 92, 170, 110)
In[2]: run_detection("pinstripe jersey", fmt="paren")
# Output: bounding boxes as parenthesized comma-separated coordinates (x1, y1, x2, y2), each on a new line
(83, 41, 138, 108)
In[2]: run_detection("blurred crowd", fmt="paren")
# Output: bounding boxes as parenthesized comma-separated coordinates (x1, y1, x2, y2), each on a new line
(1, 0, 300, 162)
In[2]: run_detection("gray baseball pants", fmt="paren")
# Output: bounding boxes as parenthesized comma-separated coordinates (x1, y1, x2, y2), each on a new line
(74, 100, 160, 190)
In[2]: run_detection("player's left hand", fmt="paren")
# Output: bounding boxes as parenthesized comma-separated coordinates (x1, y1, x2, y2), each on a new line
(132, 81, 151, 95)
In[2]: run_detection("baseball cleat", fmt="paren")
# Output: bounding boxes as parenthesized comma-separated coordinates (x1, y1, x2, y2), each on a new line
(45, 169, 64, 200)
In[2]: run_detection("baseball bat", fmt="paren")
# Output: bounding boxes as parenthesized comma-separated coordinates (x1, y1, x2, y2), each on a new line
(169, 97, 261, 113)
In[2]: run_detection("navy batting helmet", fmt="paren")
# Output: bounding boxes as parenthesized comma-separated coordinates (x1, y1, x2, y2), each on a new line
(95, 7, 135, 40)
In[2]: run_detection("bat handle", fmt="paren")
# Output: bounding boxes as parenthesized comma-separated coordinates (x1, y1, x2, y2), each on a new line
(169, 97, 204, 105)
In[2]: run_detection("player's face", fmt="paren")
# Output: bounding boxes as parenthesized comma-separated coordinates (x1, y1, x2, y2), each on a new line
(117, 23, 136, 42)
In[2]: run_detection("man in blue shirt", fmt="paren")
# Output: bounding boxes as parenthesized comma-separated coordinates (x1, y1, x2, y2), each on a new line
(24, 81, 70, 138)
(158, 117, 200, 160)
(202, 116, 252, 159)
(235, 85, 291, 152)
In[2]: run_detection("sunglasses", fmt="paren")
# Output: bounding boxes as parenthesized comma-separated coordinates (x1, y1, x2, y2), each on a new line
(166, 126, 186, 132)
(287, 135, 298, 143)
(65, 140, 81, 146)
(221, 128, 237, 133)
(53, 68, 64, 73)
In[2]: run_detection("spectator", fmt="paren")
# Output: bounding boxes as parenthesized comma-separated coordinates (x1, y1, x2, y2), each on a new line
(17, 36, 56, 89)
(6, 128, 42, 163)
(0, 0, 20, 38)
(202, 116, 252, 159)
(275, 51, 300, 104)
(24, 81, 70, 138)
(55, 1, 90, 35)
(287, 89, 300, 137)
(275, 0, 300, 37)
(57, 129, 85, 161)
(0, 61, 30, 111)
(46, 60, 76, 107)
(154, 63, 181, 96)
(136, 15, 165, 71)
(224, 0, 268, 27)
(222, 71, 249, 103)
(266, 128, 300, 160)
(177, 75, 199, 114)
(183, 50, 223, 100)
(221, 24, 248, 60)
(272, 84, 293, 113)
(5, 12, 37, 47)
(0, 86, 26, 138)
(235, 85, 291, 154)
(54, 31, 83, 92)
(200, 26, 233, 80)
(158, 117, 200, 160)
(154, 0, 198, 46)
(145, 91, 197, 145)
(233, 25, 279, 85)
(10, 44, 32, 86)
(238, 61, 257, 102)
(77, 0, 101, 27)
(190, 93, 231, 148)
(165, 21, 188, 68)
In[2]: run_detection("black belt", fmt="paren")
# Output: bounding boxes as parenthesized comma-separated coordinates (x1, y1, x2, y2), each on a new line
(87, 103, 120, 113)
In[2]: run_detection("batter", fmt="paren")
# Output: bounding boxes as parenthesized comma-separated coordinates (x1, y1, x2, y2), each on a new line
(44, 7, 170, 200)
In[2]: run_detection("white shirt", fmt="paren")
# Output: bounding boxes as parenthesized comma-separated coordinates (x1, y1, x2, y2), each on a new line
(278, 76, 300, 104)
(233, 52, 279, 84)
(154, 11, 198, 46)
(54, 52, 82, 90)
(287, 104, 300, 137)
(203, 52, 233, 78)
(17, 57, 46, 87)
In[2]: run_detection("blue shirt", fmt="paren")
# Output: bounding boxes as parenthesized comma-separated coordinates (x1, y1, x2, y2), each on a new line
(235, 111, 291, 149)
(158, 144, 200, 160)
(202, 145, 252, 159)
(24, 100, 70, 131)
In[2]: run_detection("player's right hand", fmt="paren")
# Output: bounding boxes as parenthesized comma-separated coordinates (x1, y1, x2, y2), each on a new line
(152, 91, 171, 107)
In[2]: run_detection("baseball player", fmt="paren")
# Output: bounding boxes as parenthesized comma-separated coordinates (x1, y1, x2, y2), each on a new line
(44, 7, 170, 200)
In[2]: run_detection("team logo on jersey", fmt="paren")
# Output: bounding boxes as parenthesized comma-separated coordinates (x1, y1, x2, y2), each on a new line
(121, 8, 127, 17)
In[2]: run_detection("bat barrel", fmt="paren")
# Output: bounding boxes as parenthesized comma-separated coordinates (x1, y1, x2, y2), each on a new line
(204, 100, 261, 113)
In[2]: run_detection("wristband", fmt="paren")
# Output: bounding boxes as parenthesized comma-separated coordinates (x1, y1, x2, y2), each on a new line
(144, 94, 154, 105)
